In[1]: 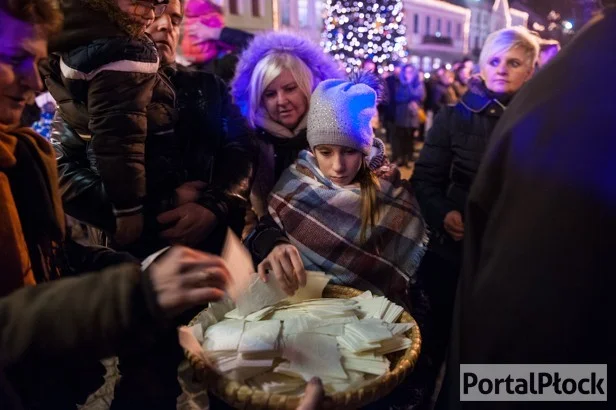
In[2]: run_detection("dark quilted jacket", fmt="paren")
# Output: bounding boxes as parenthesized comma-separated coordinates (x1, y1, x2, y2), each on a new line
(40, 0, 179, 217)
(412, 77, 509, 262)
(50, 65, 255, 256)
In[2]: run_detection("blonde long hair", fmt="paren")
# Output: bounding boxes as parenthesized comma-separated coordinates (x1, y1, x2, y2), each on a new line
(356, 160, 381, 243)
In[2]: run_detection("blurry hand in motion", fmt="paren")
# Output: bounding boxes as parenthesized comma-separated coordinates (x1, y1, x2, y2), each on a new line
(148, 246, 231, 316)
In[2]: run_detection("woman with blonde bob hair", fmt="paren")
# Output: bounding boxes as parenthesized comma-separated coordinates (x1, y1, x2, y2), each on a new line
(231, 31, 342, 223)
(411, 25, 539, 379)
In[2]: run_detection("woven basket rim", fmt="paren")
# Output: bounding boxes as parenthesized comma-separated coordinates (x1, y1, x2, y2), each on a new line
(184, 284, 422, 410)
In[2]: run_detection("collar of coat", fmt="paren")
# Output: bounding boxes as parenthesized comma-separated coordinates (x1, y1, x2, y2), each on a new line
(459, 76, 508, 117)
(255, 111, 308, 140)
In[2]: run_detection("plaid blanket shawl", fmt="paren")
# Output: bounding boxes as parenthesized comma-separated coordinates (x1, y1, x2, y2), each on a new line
(268, 149, 428, 299)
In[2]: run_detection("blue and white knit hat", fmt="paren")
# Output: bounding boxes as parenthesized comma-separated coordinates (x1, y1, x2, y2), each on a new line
(307, 71, 381, 156)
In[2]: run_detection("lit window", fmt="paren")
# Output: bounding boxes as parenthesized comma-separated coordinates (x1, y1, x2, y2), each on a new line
(422, 56, 431, 72)
(252, 0, 260, 17)
(298, 0, 308, 28)
(281, 0, 290, 26)
(229, 0, 239, 15)
(315, 0, 324, 30)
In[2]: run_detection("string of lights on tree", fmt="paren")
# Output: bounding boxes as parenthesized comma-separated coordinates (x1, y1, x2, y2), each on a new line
(320, 0, 408, 73)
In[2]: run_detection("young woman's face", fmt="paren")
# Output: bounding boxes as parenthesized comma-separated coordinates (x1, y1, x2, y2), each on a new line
(262, 69, 308, 130)
(482, 46, 533, 94)
(313, 145, 364, 186)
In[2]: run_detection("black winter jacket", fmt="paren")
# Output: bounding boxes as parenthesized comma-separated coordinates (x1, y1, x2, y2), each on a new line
(52, 65, 255, 255)
(412, 78, 509, 262)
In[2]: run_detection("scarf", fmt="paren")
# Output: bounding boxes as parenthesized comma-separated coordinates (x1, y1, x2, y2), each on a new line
(250, 111, 309, 218)
(267, 143, 429, 303)
(0, 124, 65, 297)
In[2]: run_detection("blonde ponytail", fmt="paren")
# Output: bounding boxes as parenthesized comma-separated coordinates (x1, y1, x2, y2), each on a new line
(357, 161, 381, 243)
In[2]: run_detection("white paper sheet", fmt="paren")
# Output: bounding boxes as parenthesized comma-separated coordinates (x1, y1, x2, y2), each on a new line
(238, 320, 281, 353)
(236, 273, 288, 316)
(203, 319, 245, 351)
(282, 334, 348, 381)
(286, 271, 331, 303)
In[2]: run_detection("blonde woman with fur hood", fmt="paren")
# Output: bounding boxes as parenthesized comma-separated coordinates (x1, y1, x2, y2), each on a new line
(231, 31, 343, 222)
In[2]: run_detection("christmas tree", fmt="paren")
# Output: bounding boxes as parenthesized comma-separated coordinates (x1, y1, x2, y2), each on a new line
(321, 0, 407, 73)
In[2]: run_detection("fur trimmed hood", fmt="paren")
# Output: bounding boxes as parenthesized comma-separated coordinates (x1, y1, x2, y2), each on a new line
(231, 31, 343, 121)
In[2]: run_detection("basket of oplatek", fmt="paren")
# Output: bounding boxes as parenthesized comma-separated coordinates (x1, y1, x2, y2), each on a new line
(179, 266, 422, 410)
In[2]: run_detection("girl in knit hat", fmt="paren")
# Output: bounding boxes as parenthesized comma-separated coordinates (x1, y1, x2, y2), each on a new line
(246, 71, 428, 309)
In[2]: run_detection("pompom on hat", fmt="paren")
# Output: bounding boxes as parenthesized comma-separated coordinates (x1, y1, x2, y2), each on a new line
(307, 70, 382, 156)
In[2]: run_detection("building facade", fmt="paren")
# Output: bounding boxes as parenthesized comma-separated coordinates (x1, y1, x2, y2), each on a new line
(465, 0, 528, 57)
(275, 0, 326, 43)
(403, 0, 471, 72)
(220, 0, 275, 33)
(216, 1, 529, 70)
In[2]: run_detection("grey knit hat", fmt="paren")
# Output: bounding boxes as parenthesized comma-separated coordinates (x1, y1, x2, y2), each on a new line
(307, 72, 380, 156)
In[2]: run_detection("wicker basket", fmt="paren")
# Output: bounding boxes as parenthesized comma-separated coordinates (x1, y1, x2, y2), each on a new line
(184, 284, 422, 409)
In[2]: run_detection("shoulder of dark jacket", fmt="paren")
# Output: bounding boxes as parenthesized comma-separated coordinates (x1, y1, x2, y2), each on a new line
(60, 36, 158, 74)
(172, 65, 226, 91)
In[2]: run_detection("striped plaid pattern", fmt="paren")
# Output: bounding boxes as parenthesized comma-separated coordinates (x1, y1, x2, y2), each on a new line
(268, 150, 428, 295)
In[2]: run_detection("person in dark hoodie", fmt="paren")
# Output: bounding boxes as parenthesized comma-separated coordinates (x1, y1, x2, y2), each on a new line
(438, 3, 616, 409)
(412, 26, 539, 393)
(40, 0, 179, 257)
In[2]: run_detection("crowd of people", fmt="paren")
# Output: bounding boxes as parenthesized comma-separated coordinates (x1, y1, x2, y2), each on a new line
(0, 0, 613, 409)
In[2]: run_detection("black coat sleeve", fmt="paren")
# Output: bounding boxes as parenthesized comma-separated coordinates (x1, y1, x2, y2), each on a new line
(0, 263, 163, 367)
(245, 214, 290, 264)
(219, 27, 254, 50)
(52, 115, 116, 233)
(213, 75, 256, 200)
(195, 75, 256, 238)
(412, 107, 457, 231)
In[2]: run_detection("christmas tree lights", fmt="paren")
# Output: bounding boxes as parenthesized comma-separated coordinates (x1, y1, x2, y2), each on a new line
(321, 0, 408, 73)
